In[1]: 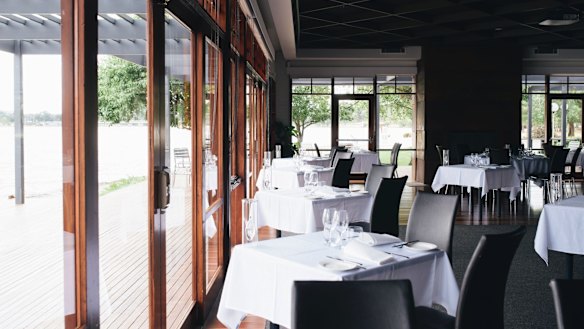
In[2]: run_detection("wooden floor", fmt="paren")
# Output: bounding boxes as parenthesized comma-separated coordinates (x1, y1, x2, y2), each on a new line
(203, 179, 583, 329)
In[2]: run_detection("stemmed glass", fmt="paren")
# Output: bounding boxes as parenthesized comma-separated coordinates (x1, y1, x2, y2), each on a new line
(331, 210, 349, 247)
(322, 208, 336, 246)
(242, 199, 258, 245)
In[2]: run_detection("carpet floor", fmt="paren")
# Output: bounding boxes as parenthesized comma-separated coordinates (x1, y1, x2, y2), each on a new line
(397, 224, 584, 329)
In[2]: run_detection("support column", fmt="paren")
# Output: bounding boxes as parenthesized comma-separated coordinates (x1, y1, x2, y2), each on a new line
(14, 40, 24, 205)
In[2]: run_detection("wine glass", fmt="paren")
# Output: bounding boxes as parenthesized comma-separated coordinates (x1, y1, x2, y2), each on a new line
(331, 209, 349, 247)
(308, 171, 319, 191)
(322, 208, 336, 246)
(304, 171, 313, 193)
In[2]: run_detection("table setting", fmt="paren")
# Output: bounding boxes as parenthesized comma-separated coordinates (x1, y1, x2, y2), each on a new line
(254, 186, 373, 234)
(217, 229, 459, 328)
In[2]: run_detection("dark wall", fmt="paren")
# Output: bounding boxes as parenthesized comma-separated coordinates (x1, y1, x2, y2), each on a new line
(416, 46, 522, 184)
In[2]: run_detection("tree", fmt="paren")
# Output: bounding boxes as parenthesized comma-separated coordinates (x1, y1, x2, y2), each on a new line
(98, 56, 147, 124)
(378, 94, 413, 126)
(291, 90, 331, 144)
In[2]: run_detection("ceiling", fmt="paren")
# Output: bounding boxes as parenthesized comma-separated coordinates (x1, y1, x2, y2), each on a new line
(292, 0, 584, 50)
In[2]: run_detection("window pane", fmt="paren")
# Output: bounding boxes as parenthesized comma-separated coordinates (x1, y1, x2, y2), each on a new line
(525, 84, 545, 93)
(291, 94, 332, 152)
(521, 94, 545, 148)
(378, 94, 414, 149)
(377, 84, 395, 93)
(550, 84, 568, 93)
(334, 77, 353, 94)
(165, 12, 194, 328)
(354, 84, 374, 94)
(312, 78, 331, 93)
(550, 76, 568, 83)
(396, 84, 414, 93)
(566, 99, 582, 143)
(97, 2, 149, 327)
(338, 99, 370, 149)
(0, 51, 69, 327)
(569, 84, 584, 94)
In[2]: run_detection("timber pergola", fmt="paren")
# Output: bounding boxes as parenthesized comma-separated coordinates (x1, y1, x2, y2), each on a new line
(0, 0, 191, 204)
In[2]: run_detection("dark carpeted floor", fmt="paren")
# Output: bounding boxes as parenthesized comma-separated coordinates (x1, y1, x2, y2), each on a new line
(400, 224, 584, 329)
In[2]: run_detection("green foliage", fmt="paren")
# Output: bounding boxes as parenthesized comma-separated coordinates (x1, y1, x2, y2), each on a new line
(273, 121, 299, 157)
(100, 176, 146, 196)
(378, 94, 413, 126)
(291, 94, 331, 144)
(0, 111, 13, 125)
(98, 56, 147, 124)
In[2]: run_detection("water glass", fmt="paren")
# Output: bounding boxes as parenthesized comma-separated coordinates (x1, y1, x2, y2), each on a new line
(322, 208, 336, 246)
(262, 165, 272, 190)
(263, 151, 272, 167)
(242, 199, 258, 244)
(347, 226, 363, 240)
(330, 210, 349, 247)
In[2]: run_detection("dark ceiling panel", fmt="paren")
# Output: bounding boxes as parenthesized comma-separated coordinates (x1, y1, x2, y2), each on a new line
(293, 0, 584, 49)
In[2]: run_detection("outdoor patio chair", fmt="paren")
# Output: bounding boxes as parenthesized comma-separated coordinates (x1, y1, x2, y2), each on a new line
(173, 147, 191, 185)
(390, 143, 402, 177)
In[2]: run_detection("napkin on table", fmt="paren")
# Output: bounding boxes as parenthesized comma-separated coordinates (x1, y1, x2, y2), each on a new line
(342, 240, 394, 265)
(312, 186, 351, 198)
(358, 232, 401, 246)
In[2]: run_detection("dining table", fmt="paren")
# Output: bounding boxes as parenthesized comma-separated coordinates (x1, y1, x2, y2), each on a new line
(511, 155, 550, 181)
(350, 151, 380, 173)
(534, 195, 584, 278)
(217, 232, 459, 329)
(256, 166, 333, 191)
(431, 164, 521, 221)
(271, 156, 332, 169)
(254, 187, 373, 233)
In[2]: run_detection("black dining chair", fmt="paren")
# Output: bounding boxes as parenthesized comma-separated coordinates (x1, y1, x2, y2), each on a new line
(530, 148, 570, 201)
(370, 176, 408, 237)
(332, 151, 353, 168)
(405, 192, 459, 262)
(488, 148, 510, 165)
(390, 143, 402, 177)
(564, 147, 581, 195)
(293, 280, 416, 329)
(331, 158, 355, 188)
(314, 143, 321, 157)
(415, 226, 526, 329)
(436, 145, 444, 165)
(550, 279, 584, 329)
(364, 164, 396, 198)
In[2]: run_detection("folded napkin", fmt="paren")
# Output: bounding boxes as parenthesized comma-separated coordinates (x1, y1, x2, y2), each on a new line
(312, 186, 351, 198)
(358, 232, 401, 246)
(342, 240, 393, 265)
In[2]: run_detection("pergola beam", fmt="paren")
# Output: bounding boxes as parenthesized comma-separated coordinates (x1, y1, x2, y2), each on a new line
(0, 18, 189, 40)
(0, 0, 146, 15)
(14, 40, 24, 204)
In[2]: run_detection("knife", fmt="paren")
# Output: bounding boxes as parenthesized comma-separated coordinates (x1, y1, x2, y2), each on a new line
(326, 256, 366, 269)
(394, 240, 419, 248)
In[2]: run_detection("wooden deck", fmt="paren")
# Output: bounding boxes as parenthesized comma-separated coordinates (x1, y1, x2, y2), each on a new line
(0, 180, 194, 328)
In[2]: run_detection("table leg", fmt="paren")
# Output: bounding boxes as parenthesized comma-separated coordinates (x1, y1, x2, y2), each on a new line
(497, 189, 502, 217)
(276, 230, 282, 238)
(566, 254, 574, 279)
(478, 187, 483, 223)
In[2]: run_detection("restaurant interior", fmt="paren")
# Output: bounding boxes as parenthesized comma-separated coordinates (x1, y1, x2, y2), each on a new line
(1, 0, 584, 328)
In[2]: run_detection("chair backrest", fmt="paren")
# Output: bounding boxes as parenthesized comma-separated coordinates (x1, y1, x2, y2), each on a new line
(390, 143, 402, 166)
(332, 151, 353, 168)
(568, 147, 582, 175)
(550, 148, 570, 174)
(174, 148, 191, 168)
(543, 142, 554, 157)
(314, 143, 321, 157)
(365, 164, 396, 196)
(455, 226, 526, 329)
(370, 176, 408, 237)
(292, 280, 416, 329)
(331, 158, 355, 188)
(405, 192, 459, 261)
(488, 148, 510, 165)
(550, 279, 584, 329)
(436, 145, 444, 165)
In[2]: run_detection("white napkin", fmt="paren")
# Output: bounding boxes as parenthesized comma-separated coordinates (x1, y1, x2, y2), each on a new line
(342, 240, 394, 265)
(358, 232, 401, 246)
(312, 186, 350, 198)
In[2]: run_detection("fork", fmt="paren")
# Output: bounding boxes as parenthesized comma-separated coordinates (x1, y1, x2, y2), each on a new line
(394, 240, 419, 248)
(326, 256, 366, 269)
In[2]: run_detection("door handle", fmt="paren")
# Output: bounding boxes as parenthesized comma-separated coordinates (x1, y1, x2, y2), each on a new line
(155, 167, 170, 209)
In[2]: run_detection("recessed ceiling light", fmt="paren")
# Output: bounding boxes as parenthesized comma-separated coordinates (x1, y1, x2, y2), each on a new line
(539, 13, 579, 26)
(494, 27, 503, 31)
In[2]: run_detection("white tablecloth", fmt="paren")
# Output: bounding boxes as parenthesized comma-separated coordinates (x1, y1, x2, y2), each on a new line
(352, 152, 380, 173)
(256, 167, 334, 191)
(431, 164, 521, 200)
(254, 188, 373, 233)
(272, 157, 332, 169)
(217, 232, 459, 329)
(534, 196, 584, 264)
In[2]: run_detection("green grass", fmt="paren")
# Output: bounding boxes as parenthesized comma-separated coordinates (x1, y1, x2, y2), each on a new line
(379, 150, 412, 166)
(100, 176, 146, 196)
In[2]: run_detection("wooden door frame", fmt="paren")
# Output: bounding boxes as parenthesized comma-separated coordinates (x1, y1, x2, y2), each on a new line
(332, 94, 377, 151)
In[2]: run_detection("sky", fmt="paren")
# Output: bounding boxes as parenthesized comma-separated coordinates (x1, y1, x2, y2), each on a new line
(0, 51, 62, 115)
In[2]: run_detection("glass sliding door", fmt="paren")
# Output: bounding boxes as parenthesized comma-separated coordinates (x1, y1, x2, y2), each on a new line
(550, 98, 583, 146)
(332, 95, 375, 151)
(97, 2, 149, 327)
(164, 12, 194, 329)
